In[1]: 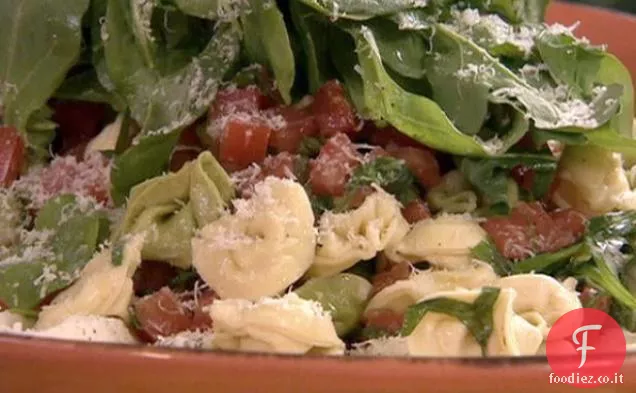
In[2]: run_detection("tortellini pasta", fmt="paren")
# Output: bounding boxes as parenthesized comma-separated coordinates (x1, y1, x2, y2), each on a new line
(309, 189, 409, 277)
(192, 177, 315, 300)
(495, 274, 582, 337)
(365, 261, 498, 314)
(116, 151, 233, 268)
(35, 234, 144, 330)
(427, 170, 478, 214)
(405, 289, 543, 357)
(385, 214, 488, 269)
(552, 145, 636, 216)
(295, 273, 372, 337)
(209, 293, 345, 355)
(0, 311, 33, 332)
(34, 316, 138, 344)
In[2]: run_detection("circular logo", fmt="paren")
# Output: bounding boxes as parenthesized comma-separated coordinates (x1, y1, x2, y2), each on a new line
(546, 308, 626, 388)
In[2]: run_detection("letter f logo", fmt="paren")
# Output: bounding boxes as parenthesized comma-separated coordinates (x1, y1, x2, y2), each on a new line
(572, 324, 603, 369)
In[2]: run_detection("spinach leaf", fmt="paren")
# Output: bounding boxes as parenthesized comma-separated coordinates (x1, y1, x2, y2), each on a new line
(103, 0, 240, 134)
(401, 287, 501, 356)
(110, 130, 182, 205)
(428, 24, 620, 132)
(0, 195, 110, 309)
(595, 54, 635, 139)
(169, 0, 250, 20)
(241, 0, 295, 103)
(459, 154, 557, 212)
(352, 26, 489, 156)
(25, 106, 58, 163)
(471, 241, 512, 276)
(0, 0, 90, 132)
(296, 0, 429, 20)
(470, 0, 550, 24)
(54, 68, 125, 110)
(289, 1, 335, 93)
(535, 30, 605, 96)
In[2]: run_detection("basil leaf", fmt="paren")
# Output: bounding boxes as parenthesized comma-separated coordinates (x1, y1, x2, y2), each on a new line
(401, 287, 501, 356)
(241, 0, 295, 103)
(459, 154, 558, 212)
(0, 196, 110, 309)
(471, 241, 512, 276)
(103, 0, 240, 134)
(0, 0, 90, 131)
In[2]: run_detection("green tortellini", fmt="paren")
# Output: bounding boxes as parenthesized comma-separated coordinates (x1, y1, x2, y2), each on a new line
(115, 151, 234, 268)
(295, 273, 373, 337)
(427, 170, 478, 214)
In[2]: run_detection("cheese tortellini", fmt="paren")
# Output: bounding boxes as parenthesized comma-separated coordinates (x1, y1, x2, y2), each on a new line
(365, 261, 498, 314)
(495, 274, 582, 337)
(552, 145, 636, 216)
(34, 316, 138, 344)
(405, 289, 543, 357)
(309, 189, 409, 277)
(209, 293, 345, 355)
(35, 234, 144, 330)
(385, 214, 488, 269)
(192, 177, 315, 300)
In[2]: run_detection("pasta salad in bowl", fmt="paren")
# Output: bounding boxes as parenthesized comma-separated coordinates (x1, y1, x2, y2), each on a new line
(1, 0, 636, 390)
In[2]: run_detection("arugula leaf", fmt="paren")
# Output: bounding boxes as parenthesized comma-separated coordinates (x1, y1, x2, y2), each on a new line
(241, 0, 295, 103)
(351, 26, 489, 156)
(0, 0, 90, 131)
(0, 195, 110, 309)
(401, 287, 501, 356)
(110, 130, 182, 205)
(296, 0, 429, 20)
(459, 154, 557, 213)
(103, 0, 240, 134)
(471, 241, 512, 276)
(342, 156, 419, 207)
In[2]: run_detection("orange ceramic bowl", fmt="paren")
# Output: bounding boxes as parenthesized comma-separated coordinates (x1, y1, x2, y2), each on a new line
(1, 3, 636, 393)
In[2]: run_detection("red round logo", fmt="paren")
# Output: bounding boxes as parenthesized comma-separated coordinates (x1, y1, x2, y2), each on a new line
(546, 308, 626, 388)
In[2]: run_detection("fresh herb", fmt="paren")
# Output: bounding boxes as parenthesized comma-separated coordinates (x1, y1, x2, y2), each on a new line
(342, 156, 419, 207)
(298, 137, 324, 158)
(111, 240, 125, 267)
(401, 287, 501, 356)
(471, 241, 512, 276)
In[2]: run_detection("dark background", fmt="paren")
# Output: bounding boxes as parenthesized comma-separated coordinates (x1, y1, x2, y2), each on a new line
(571, 0, 636, 14)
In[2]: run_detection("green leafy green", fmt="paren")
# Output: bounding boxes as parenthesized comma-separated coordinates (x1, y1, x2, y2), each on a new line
(54, 69, 126, 110)
(459, 154, 557, 213)
(110, 130, 182, 205)
(103, 0, 240, 134)
(296, 0, 429, 20)
(168, 0, 250, 20)
(241, 0, 295, 103)
(0, 0, 90, 132)
(0, 195, 110, 309)
(401, 287, 501, 356)
(341, 156, 419, 207)
(512, 244, 585, 275)
(471, 241, 512, 276)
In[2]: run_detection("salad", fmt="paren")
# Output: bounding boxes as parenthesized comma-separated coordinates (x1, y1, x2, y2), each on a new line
(1, 0, 636, 357)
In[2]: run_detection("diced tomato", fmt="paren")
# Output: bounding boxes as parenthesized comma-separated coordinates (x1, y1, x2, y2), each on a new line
(371, 262, 411, 296)
(401, 199, 431, 224)
(133, 261, 179, 297)
(0, 126, 25, 187)
(312, 80, 359, 137)
(133, 287, 193, 342)
(170, 125, 204, 172)
(132, 287, 216, 343)
(209, 86, 271, 121)
(510, 165, 536, 192)
(482, 202, 587, 260)
(38, 153, 112, 206)
(366, 123, 422, 148)
(52, 101, 109, 155)
(386, 144, 441, 189)
(363, 309, 405, 337)
(267, 106, 319, 153)
(0, 299, 7, 311)
(218, 119, 273, 171)
(235, 153, 307, 198)
(308, 133, 362, 197)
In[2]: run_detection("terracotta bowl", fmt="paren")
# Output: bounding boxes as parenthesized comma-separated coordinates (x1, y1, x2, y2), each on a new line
(1, 3, 636, 393)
